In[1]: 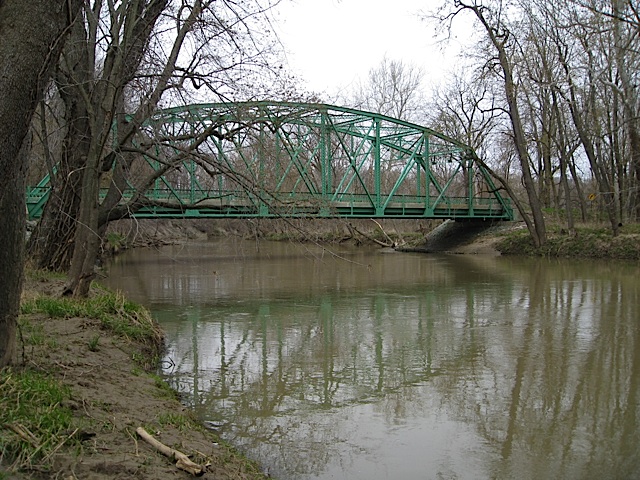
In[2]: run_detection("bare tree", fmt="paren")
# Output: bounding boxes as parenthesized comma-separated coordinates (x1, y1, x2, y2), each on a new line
(435, 0, 547, 246)
(25, 0, 284, 296)
(610, 0, 640, 219)
(348, 56, 425, 122)
(0, 0, 81, 366)
(548, 0, 625, 233)
(424, 0, 640, 237)
(427, 73, 499, 157)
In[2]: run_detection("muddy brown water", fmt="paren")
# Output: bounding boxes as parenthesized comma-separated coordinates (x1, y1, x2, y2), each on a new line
(104, 239, 640, 480)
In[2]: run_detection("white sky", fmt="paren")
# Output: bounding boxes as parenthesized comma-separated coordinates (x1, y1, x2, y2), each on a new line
(272, 0, 471, 99)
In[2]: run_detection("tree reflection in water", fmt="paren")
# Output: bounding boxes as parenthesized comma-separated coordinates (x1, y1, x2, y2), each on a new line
(106, 241, 640, 480)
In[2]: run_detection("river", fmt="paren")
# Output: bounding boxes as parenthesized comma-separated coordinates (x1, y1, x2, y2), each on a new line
(103, 238, 640, 480)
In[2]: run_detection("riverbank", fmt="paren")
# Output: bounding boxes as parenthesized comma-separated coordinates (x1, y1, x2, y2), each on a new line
(495, 223, 640, 259)
(0, 270, 269, 480)
(103, 218, 431, 255)
(5, 220, 639, 478)
(410, 220, 640, 259)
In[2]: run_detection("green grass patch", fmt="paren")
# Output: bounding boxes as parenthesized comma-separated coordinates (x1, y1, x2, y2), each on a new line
(619, 223, 640, 234)
(21, 296, 77, 318)
(87, 335, 100, 352)
(496, 226, 640, 259)
(20, 288, 163, 368)
(149, 374, 180, 400)
(0, 368, 75, 471)
(17, 318, 46, 346)
(155, 412, 195, 432)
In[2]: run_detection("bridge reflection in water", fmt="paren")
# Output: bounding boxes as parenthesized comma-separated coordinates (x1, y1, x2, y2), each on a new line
(27, 102, 512, 221)
(104, 240, 640, 480)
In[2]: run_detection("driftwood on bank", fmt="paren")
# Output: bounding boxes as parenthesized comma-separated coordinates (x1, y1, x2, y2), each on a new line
(348, 221, 402, 248)
(136, 426, 206, 476)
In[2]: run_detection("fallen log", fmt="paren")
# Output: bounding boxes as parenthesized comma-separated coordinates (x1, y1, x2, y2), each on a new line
(348, 222, 393, 247)
(135, 426, 205, 476)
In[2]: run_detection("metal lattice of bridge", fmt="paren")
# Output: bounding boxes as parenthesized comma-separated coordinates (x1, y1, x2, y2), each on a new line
(26, 101, 513, 221)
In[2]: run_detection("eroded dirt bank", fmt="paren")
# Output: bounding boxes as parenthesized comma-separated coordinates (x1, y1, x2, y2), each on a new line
(1, 273, 268, 480)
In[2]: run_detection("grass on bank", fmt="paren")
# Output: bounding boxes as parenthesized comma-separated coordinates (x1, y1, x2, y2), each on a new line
(5, 270, 269, 479)
(0, 369, 75, 472)
(20, 284, 163, 365)
(496, 223, 640, 259)
(1, 271, 164, 473)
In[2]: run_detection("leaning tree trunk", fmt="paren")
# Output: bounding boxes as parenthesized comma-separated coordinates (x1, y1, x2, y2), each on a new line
(0, 0, 81, 366)
(65, 0, 195, 297)
(469, 4, 546, 247)
(27, 99, 91, 271)
(65, 145, 103, 297)
(27, 16, 94, 272)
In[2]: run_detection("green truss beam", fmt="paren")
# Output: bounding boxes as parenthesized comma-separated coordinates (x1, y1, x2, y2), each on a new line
(26, 101, 513, 221)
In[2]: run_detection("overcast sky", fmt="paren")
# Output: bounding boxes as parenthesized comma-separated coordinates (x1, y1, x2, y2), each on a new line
(272, 0, 471, 98)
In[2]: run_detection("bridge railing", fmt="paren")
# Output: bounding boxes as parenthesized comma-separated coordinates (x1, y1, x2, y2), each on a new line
(26, 185, 512, 220)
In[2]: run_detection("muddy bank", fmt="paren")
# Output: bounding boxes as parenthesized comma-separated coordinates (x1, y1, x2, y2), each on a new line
(0, 272, 268, 480)
(104, 217, 434, 253)
(105, 217, 640, 261)
(404, 220, 640, 259)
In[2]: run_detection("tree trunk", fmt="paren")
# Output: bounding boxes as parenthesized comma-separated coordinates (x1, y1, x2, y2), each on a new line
(0, 0, 81, 366)
(65, 139, 104, 297)
(27, 102, 90, 271)
(470, 5, 546, 247)
(27, 18, 93, 272)
(613, 5, 640, 220)
(0, 137, 28, 367)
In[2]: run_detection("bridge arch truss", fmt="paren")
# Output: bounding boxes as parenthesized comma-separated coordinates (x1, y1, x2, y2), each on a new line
(27, 101, 513, 221)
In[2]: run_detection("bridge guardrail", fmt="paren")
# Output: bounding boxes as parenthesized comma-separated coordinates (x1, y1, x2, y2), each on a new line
(27, 186, 512, 220)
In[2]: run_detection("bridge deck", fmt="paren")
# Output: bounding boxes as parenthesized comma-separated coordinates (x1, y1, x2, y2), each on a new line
(26, 187, 512, 220)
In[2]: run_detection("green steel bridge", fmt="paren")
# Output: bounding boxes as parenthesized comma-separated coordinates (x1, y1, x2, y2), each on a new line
(26, 101, 513, 221)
